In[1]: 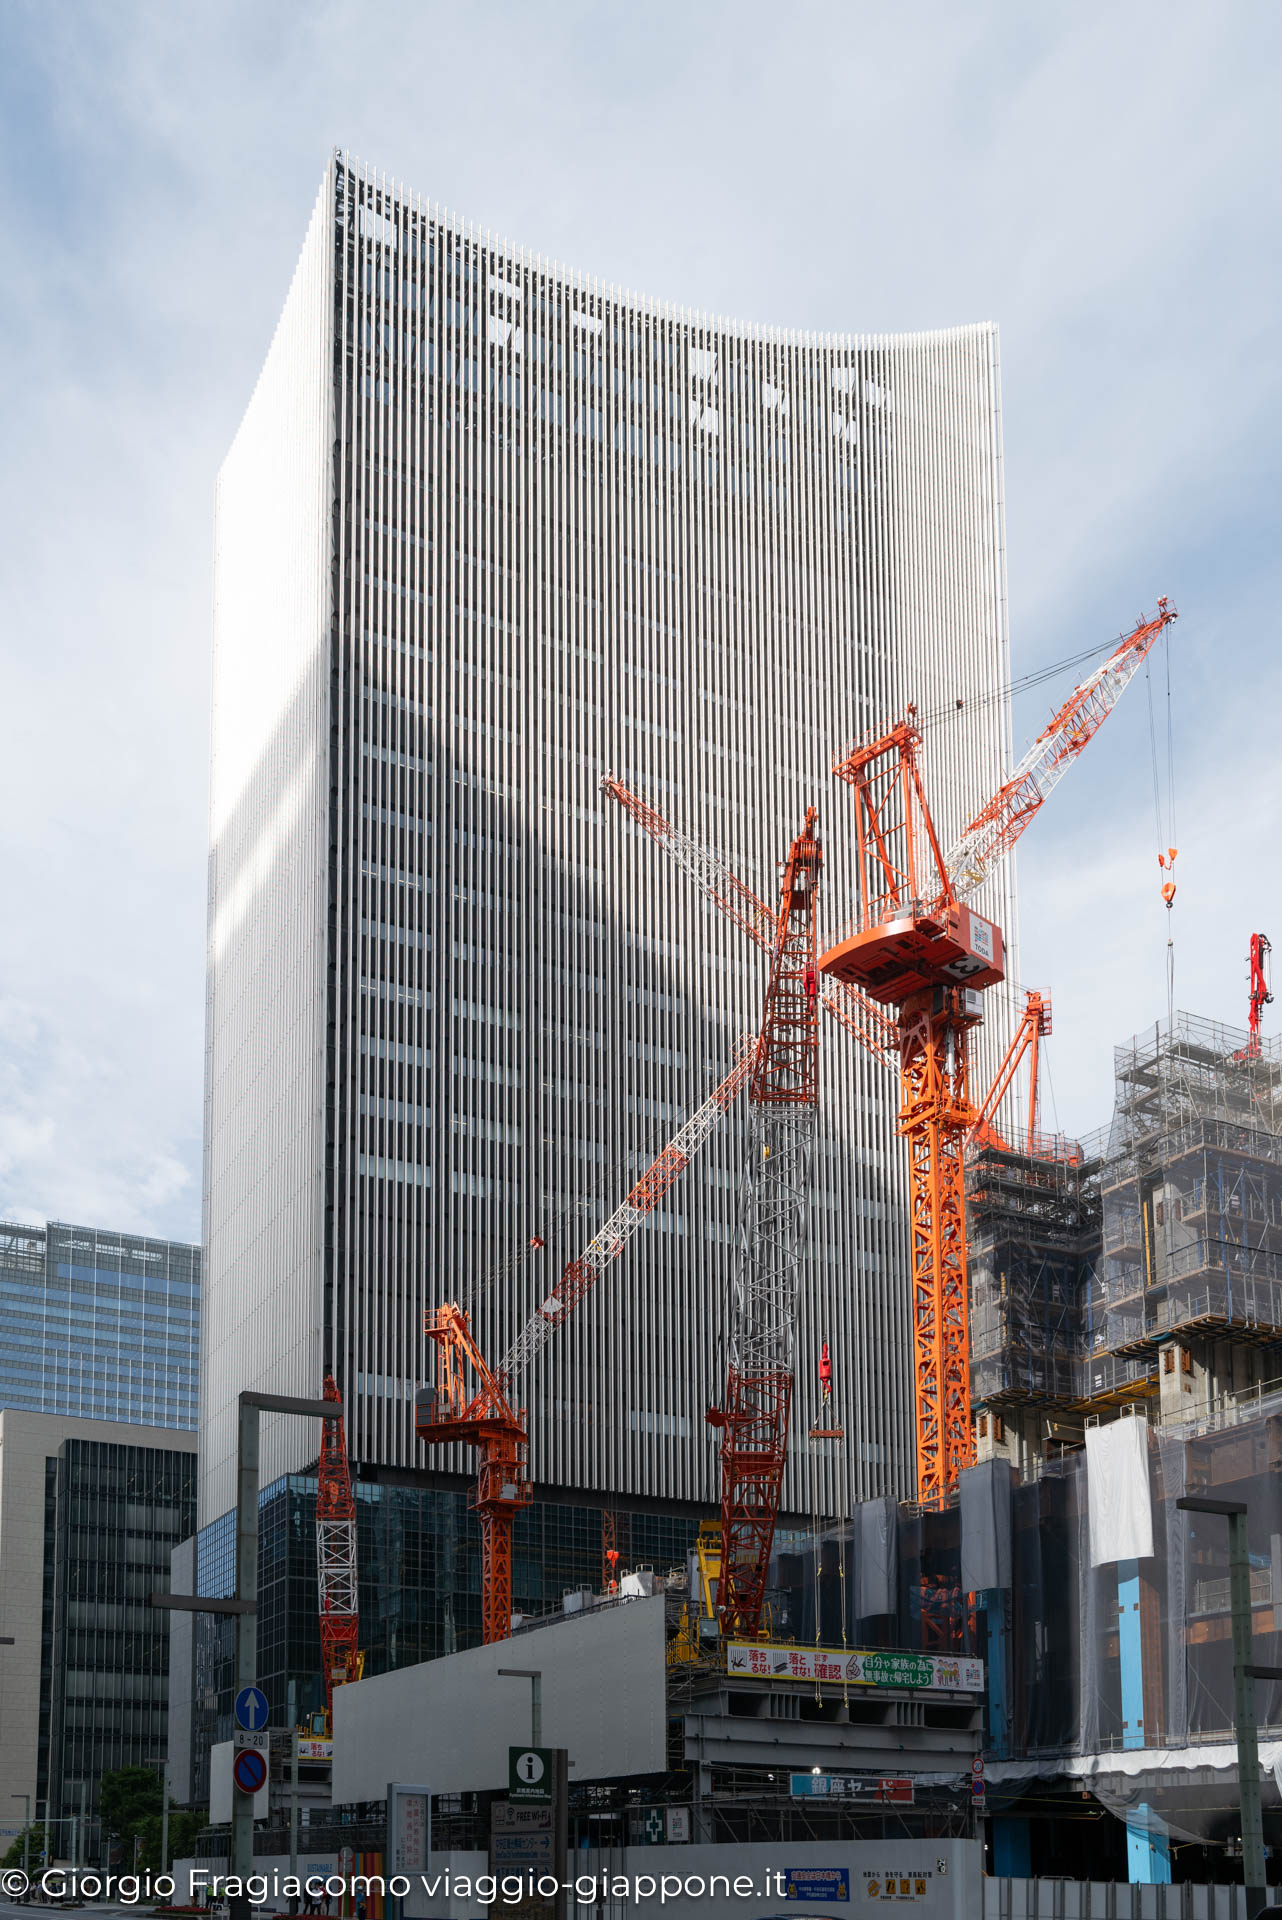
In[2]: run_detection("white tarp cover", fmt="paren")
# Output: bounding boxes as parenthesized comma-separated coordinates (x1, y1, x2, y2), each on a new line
(960, 1458, 1013, 1592)
(854, 1495, 898, 1616)
(982, 1742, 1282, 1845)
(1086, 1415, 1153, 1565)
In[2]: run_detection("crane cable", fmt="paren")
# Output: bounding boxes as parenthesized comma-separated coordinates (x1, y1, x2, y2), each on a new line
(1146, 630, 1179, 1035)
(912, 638, 1127, 735)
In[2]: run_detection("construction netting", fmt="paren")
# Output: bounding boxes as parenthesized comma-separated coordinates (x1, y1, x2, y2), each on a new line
(770, 1393, 1282, 1766)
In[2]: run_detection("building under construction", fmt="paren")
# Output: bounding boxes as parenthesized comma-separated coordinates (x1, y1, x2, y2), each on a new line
(971, 1012, 1282, 1469)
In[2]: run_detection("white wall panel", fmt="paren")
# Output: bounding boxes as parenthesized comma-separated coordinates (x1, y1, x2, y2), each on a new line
(203, 171, 335, 1522)
(332, 1593, 667, 1800)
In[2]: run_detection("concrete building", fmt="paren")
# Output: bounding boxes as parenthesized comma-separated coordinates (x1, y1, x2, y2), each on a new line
(0, 1409, 196, 1861)
(0, 1218, 200, 1430)
(202, 150, 1017, 1543)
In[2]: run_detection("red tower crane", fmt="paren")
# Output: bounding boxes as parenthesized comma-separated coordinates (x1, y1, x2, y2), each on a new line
(706, 810, 822, 1637)
(1248, 934, 1272, 1056)
(416, 1043, 754, 1645)
(607, 597, 1177, 1508)
(820, 599, 1178, 1498)
(316, 1372, 362, 1718)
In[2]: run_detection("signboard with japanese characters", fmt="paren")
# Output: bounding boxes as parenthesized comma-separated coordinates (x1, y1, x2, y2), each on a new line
(859, 1868, 933, 1902)
(791, 1775, 915, 1804)
(727, 1642, 983, 1692)
(785, 1867, 850, 1902)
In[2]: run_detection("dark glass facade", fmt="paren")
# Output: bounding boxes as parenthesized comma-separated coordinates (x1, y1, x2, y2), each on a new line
(41, 1438, 197, 1856)
(191, 1474, 702, 1802)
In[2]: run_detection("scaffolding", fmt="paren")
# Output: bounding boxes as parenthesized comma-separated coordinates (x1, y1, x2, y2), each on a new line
(968, 1015, 1282, 1428)
(967, 1133, 1103, 1412)
(1097, 1013, 1282, 1357)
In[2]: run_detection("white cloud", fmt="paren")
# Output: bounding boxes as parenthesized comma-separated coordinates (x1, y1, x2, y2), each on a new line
(0, 1, 1279, 1230)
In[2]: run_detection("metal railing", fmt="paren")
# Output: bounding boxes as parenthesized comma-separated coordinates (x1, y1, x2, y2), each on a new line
(982, 1877, 1246, 1918)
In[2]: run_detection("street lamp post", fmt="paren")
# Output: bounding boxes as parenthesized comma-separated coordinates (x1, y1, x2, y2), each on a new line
(287, 1680, 299, 1887)
(145, 1758, 171, 1878)
(10, 1796, 30, 1879)
(1177, 1495, 1282, 1919)
(496, 1669, 543, 1747)
(149, 1391, 343, 1920)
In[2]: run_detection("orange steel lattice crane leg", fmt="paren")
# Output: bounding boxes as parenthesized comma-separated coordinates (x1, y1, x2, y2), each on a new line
(898, 990, 979, 1503)
(417, 1305, 531, 1648)
(822, 713, 999, 1503)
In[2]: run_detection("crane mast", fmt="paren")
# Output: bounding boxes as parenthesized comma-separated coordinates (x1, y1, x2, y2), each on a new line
(316, 1372, 361, 1716)
(416, 1045, 754, 1644)
(822, 600, 1178, 1499)
(708, 810, 822, 1636)
(606, 601, 1175, 1509)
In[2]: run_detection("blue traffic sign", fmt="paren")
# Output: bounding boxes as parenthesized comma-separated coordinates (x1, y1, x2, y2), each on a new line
(234, 1685, 270, 1732)
(233, 1747, 268, 1795)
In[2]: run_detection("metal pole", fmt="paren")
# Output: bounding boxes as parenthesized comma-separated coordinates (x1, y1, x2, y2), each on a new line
(160, 1763, 169, 1878)
(1178, 1496, 1271, 1916)
(232, 1400, 260, 1920)
(11, 1795, 30, 1879)
(496, 1668, 542, 1747)
(288, 1679, 299, 1885)
(1228, 1511, 1267, 1912)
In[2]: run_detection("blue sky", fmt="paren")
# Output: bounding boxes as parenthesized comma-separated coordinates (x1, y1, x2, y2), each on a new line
(0, 1, 1279, 1238)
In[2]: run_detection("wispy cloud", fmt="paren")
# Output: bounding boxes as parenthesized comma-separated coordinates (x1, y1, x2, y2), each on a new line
(0, 0, 1278, 1227)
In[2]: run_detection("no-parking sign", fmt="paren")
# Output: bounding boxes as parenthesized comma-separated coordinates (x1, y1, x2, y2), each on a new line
(233, 1746, 268, 1795)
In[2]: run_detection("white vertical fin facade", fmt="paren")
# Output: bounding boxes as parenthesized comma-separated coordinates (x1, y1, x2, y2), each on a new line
(202, 157, 1015, 1524)
(203, 172, 335, 1522)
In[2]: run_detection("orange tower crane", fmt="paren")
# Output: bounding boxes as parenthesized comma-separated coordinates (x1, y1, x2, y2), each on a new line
(607, 597, 1177, 1507)
(969, 990, 1053, 1158)
(416, 1042, 755, 1644)
(820, 599, 1178, 1499)
(1247, 934, 1272, 1056)
(316, 1372, 362, 1717)
(706, 809, 822, 1637)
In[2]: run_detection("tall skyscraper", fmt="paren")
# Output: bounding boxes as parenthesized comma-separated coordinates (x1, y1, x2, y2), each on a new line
(202, 153, 1015, 1529)
(0, 1218, 200, 1429)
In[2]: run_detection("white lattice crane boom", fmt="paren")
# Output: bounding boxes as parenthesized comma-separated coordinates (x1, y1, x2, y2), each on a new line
(498, 1038, 755, 1384)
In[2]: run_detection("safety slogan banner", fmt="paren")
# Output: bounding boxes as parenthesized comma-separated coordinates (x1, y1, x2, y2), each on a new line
(726, 1642, 983, 1692)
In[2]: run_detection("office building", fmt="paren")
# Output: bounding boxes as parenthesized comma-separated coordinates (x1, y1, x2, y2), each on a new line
(0, 1219, 200, 1431)
(0, 1409, 196, 1862)
(202, 151, 1016, 1532)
